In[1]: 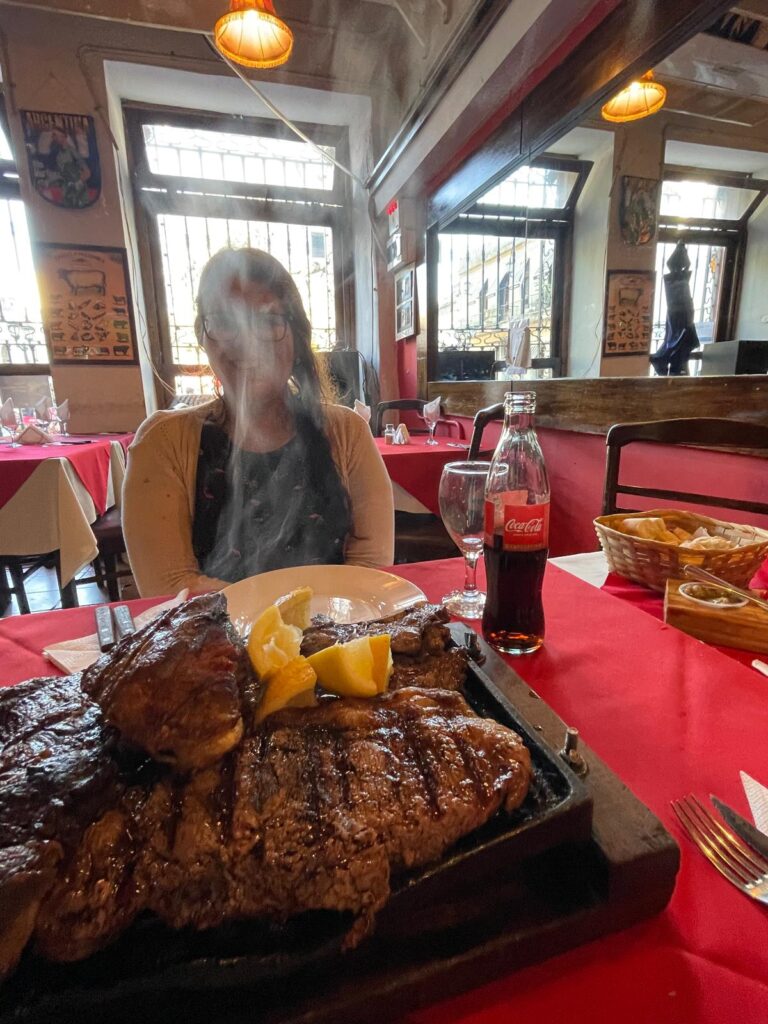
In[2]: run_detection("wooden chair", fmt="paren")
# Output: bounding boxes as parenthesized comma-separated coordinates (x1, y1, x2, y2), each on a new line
(468, 402, 504, 460)
(393, 511, 458, 564)
(374, 400, 428, 437)
(75, 508, 132, 603)
(0, 553, 53, 615)
(602, 418, 768, 516)
(373, 400, 463, 439)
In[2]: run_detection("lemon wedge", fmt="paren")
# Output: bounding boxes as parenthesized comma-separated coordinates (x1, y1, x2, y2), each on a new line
(256, 656, 317, 723)
(369, 634, 393, 693)
(248, 603, 302, 678)
(307, 636, 380, 698)
(275, 587, 313, 629)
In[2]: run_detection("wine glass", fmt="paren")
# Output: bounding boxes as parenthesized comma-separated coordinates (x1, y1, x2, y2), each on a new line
(424, 404, 440, 446)
(438, 461, 490, 618)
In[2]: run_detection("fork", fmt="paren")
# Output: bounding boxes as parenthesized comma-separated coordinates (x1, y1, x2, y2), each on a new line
(671, 794, 768, 905)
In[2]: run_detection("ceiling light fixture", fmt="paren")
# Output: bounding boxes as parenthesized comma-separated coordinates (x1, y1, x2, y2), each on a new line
(601, 70, 667, 124)
(214, 0, 294, 69)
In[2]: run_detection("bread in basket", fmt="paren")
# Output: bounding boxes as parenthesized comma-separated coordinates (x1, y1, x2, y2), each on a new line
(593, 508, 768, 592)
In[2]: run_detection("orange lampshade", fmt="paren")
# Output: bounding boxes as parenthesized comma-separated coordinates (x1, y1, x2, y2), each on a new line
(601, 70, 667, 124)
(214, 0, 294, 69)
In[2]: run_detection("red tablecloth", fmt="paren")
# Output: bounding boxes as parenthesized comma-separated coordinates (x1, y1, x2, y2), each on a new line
(0, 560, 766, 1022)
(600, 571, 762, 668)
(376, 438, 482, 515)
(0, 435, 130, 514)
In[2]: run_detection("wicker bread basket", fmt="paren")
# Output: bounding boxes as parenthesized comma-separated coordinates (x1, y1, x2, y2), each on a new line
(594, 508, 768, 592)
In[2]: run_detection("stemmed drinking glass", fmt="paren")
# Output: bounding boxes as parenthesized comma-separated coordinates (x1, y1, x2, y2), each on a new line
(438, 461, 490, 618)
(424, 404, 440, 445)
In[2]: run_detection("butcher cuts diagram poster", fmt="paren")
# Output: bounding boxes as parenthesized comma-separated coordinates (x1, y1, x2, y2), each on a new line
(36, 243, 138, 364)
(21, 111, 101, 209)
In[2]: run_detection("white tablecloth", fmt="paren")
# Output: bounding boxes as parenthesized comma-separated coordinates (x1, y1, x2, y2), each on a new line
(0, 441, 125, 585)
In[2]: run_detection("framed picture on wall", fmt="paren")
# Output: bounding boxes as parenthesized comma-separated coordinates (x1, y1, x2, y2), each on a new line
(603, 269, 655, 357)
(619, 175, 660, 246)
(394, 263, 417, 341)
(20, 111, 101, 209)
(36, 243, 139, 365)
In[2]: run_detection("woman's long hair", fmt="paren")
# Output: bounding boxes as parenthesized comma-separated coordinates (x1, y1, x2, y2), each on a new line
(193, 247, 352, 572)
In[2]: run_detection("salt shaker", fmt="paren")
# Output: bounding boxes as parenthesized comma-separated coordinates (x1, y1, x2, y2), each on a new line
(384, 423, 396, 445)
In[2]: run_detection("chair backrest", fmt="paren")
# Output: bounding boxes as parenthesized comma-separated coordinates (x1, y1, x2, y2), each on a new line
(602, 417, 768, 516)
(373, 399, 427, 436)
(468, 402, 504, 459)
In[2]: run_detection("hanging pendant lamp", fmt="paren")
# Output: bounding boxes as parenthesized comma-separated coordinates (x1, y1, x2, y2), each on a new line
(214, 0, 294, 69)
(601, 70, 667, 124)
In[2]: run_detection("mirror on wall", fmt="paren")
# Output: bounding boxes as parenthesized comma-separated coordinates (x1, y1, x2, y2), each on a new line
(430, 8, 768, 383)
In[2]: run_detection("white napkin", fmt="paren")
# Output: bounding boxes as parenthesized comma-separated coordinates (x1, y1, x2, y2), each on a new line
(353, 399, 371, 424)
(423, 396, 441, 421)
(15, 423, 54, 444)
(44, 590, 190, 674)
(55, 398, 70, 422)
(394, 423, 410, 445)
(0, 397, 16, 428)
(35, 395, 53, 418)
(508, 317, 531, 372)
(741, 771, 768, 835)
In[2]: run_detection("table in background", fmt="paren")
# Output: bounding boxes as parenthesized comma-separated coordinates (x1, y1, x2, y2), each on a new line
(0, 434, 133, 586)
(0, 558, 765, 1021)
(375, 437, 478, 514)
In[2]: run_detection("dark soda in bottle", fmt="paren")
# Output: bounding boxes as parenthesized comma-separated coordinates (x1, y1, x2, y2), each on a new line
(482, 391, 550, 654)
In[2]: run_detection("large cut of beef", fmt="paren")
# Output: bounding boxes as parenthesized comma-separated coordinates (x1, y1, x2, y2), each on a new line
(301, 603, 469, 691)
(34, 687, 531, 960)
(0, 593, 530, 979)
(81, 593, 253, 771)
(0, 673, 130, 977)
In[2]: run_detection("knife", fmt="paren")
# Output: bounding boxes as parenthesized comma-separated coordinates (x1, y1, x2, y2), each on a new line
(112, 604, 136, 641)
(94, 605, 116, 653)
(710, 794, 768, 860)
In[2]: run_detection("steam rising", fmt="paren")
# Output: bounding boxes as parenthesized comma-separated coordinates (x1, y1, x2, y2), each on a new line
(192, 248, 352, 581)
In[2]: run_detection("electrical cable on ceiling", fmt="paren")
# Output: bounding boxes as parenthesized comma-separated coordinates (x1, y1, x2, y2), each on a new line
(205, 36, 366, 191)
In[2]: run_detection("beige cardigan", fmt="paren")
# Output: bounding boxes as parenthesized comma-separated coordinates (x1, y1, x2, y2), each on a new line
(123, 401, 394, 597)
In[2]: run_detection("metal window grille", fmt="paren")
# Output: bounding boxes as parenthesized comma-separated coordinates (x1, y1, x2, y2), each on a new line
(127, 109, 350, 397)
(651, 241, 725, 352)
(0, 199, 48, 365)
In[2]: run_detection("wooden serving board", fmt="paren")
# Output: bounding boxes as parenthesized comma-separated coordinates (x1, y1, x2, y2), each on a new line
(664, 579, 768, 654)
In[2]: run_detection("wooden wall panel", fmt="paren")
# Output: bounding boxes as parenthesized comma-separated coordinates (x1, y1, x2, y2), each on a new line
(428, 376, 768, 437)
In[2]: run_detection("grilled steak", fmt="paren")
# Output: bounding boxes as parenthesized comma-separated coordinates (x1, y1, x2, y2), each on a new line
(301, 604, 469, 692)
(34, 687, 531, 960)
(1, 597, 529, 975)
(82, 593, 250, 771)
(301, 603, 452, 657)
(0, 674, 128, 977)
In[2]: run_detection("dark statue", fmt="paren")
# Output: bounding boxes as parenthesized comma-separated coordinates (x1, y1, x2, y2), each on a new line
(649, 240, 700, 376)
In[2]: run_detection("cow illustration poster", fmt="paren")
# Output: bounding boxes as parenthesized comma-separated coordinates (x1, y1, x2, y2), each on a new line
(36, 244, 138, 364)
(21, 111, 101, 209)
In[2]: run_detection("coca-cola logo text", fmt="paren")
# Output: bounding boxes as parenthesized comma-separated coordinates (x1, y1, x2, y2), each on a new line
(504, 517, 544, 535)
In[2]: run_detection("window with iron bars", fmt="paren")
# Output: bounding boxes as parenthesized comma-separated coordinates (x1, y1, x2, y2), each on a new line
(0, 95, 56, 419)
(429, 159, 589, 381)
(650, 169, 766, 370)
(124, 107, 353, 399)
(0, 99, 48, 369)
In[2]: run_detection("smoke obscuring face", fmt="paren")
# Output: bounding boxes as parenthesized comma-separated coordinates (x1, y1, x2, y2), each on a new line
(202, 279, 295, 401)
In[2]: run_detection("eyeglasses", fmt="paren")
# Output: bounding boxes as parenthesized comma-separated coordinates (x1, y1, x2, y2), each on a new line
(202, 310, 291, 344)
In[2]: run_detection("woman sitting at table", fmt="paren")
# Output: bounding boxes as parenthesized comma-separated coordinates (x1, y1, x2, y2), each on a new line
(123, 247, 393, 597)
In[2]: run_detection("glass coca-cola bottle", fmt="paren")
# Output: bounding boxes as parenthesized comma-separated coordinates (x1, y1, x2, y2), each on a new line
(482, 391, 550, 655)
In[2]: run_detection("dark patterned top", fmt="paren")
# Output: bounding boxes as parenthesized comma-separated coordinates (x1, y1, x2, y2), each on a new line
(192, 421, 348, 583)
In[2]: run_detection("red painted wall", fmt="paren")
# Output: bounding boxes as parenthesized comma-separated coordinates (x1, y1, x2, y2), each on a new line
(453, 416, 768, 558)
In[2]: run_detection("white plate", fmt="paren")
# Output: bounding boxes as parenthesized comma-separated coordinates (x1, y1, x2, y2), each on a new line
(222, 564, 426, 633)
